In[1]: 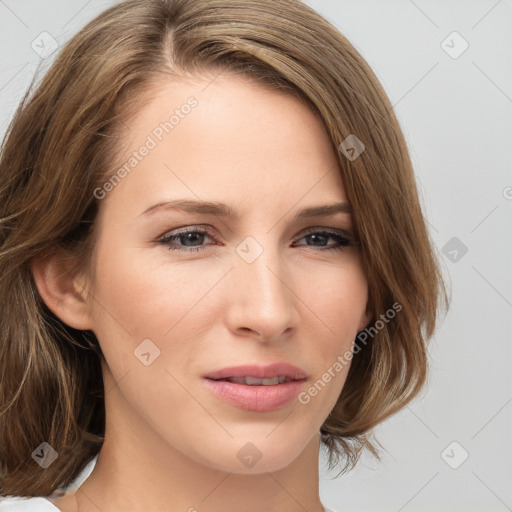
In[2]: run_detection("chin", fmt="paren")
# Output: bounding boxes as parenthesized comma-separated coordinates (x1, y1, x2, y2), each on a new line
(190, 431, 313, 475)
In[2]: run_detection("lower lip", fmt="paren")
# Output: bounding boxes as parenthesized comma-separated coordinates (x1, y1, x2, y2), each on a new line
(203, 378, 306, 412)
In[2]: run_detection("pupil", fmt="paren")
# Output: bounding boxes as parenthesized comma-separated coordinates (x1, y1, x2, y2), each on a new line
(309, 234, 327, 246)
(182, 233, 203, 246)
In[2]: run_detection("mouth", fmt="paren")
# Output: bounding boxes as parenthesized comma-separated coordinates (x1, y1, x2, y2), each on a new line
(203, 362, 307, 382)
(202, 363, 308, 412)
(208, 375, 299, 385)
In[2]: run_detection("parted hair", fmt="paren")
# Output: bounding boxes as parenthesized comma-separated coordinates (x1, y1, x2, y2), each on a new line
(0, 0, 447, 496)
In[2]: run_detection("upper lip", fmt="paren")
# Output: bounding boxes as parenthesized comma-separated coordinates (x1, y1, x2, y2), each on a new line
(204, 363, 307, 380)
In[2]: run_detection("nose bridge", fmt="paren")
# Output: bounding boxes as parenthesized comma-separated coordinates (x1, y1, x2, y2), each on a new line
(228, 234, 297, 337)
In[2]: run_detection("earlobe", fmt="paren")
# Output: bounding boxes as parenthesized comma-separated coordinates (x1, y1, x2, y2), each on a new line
(30, 249, 94, 331)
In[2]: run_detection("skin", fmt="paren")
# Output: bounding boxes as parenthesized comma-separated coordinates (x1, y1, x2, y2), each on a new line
(33, 72, 370, 512)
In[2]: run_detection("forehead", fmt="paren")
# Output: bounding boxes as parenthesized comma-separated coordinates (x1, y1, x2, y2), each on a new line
(101, 73, 347, 217)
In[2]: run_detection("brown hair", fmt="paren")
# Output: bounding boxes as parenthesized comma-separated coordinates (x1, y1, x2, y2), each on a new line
(0, 0, 447, 496)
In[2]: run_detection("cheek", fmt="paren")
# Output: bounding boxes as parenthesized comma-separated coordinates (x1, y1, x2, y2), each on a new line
(89, 245, 224, 354)
(297, 258, 367, 396)
(300, 257, 368, 334)
(88, 250, 220, 419)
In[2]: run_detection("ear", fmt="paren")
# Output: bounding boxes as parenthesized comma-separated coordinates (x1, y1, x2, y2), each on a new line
(357, 303, 371, 332)
(30, 248, 94, 331)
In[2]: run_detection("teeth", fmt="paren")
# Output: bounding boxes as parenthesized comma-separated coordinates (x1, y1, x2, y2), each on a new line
(227, 376, 289, 385)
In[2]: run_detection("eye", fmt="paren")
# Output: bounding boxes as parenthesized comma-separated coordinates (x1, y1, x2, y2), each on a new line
(158, 227, 215, 252)
(292, 228, 354, 251)
(157, 226, 354, 253)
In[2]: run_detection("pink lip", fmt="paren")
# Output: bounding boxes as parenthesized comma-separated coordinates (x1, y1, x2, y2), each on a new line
(203, 379, 306, 412)
(203, 363, 307, 412)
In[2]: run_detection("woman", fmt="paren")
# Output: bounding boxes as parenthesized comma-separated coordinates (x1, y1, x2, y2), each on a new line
(0, 0, 446, 510)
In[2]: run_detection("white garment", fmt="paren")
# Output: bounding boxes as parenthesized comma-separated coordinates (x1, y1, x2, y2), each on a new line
(0, 497, 59, 511)
(0, 456, 98, 511)
(0, 498, 338, 511)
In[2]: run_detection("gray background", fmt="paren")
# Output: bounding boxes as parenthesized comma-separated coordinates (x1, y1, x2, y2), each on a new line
(1, 1, 511, 511)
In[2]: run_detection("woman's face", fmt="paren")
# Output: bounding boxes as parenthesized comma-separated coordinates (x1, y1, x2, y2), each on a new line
(84, 73, 369, 473)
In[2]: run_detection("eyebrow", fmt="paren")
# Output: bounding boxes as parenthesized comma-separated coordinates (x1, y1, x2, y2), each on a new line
(138, 199, 352, 220)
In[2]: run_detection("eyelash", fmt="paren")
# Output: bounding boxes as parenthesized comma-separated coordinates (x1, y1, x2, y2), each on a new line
(157, 226, 354, 253)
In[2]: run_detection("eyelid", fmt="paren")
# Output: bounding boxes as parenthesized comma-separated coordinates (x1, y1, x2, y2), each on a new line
(299, 226, 354, 240)
(157, 224, 216, 241)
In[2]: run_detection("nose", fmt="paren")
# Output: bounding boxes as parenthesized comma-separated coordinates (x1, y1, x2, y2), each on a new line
(224, 242, 299, 343)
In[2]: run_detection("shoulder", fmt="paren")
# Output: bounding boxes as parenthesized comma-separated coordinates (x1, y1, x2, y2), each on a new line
(0, 497, 59, 511)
